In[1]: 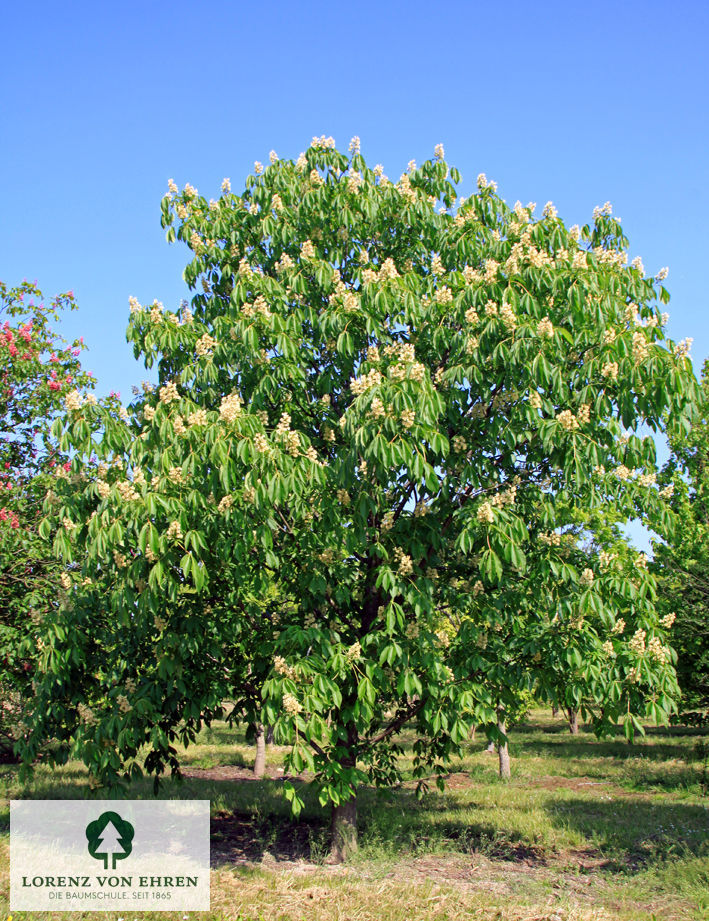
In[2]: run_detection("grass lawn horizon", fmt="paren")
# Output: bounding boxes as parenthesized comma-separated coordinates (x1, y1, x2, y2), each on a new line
(2, 709, 709, 920)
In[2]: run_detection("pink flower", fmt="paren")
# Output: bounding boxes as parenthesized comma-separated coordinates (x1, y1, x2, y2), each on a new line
(48, 381, 60, 391)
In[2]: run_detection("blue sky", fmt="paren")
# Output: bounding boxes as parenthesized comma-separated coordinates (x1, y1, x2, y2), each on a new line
(2, 0, 708, 547)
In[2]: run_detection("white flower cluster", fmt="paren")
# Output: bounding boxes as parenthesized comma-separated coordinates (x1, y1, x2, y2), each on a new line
(283, 693, 302, 716)
(436, 286, 453, 305)
(159, 382, 179, 404)
(188, 409, 208, 427)
(636, 472, 656, 488)
(219, 393, 241, 423)
(166, 521, 183, 542)
(381, 510, 395, 532)
(477, 173, 497, 191)
(392, 547, 413, 576)
(537, 317, 554, 338)
(347, 170, 363, 193)
(528, 391, 542, 410)
(336, 489, 351, 506)
(477, 501, 494, 524)
(300, 239, 316, 260)
(628, 629, 646, 655)
(65, 390, 83, 411)
(499, 302, 516, 331)
(396, 173, 416, 202)
(168, 466, 184, 485)
(592, 201, 613, 220)
(430, 253, 445, 276)
(400, 409, 415, 429)
(539, 532, 562, 547)
(491, 485, 516, 508)
(612, 618, 626, 634)
(598, 550, 614, 570)
(218, 495, 233, 513)
(196, 333, 217, 357)
(311, 135, 336, 149)
(632, 330, 649, 363)
(660, 612, 676, 628)
(602, 640, 616, 658)
(351, 368, 382, 396)
(656, 267, 669, 281)
(370, 396, 385, 419)
(579, 568, 594, 586)
(379, 258, 399, 280)
(452, 434, 467, 453)
(647, 636, 668, 662)
(253, 433, 270, 453)
(275, 253, 294, 273)
(113, 549, 128, 569)
(556, 409, 579, 431)
(602, 361, 619, 381)
(674, 338, 693, 359)
(117, 480, 139, 502)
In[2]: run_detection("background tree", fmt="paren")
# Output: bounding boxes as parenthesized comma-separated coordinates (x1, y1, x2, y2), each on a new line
(25, 139, 697, 859)
(0, 280, 92, 759)
(654, 359, 709, 723)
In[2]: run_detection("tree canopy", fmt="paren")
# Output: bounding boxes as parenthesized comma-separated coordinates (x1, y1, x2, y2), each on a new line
(25, 139, 698, 857)
(0, 280, 91, 757)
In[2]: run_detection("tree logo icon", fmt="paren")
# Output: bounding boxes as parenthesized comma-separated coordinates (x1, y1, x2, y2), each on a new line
(85, 811, 134, 869)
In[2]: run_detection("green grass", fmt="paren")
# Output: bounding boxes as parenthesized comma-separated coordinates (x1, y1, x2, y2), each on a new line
(2, 710, 709, 920)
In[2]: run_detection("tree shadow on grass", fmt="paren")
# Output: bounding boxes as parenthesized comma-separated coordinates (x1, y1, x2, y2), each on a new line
(542, 795, 709, 870)
(4, 764, 709, 874)
(512, 731, 700, 764)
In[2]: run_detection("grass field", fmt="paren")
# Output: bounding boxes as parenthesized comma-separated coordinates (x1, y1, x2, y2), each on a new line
(2, 710, 709, 921)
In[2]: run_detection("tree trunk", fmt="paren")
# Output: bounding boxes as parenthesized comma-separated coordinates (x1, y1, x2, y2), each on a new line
(253, 723, 266, 778)
(329, 721, 359, 862)
(551, 706, 559, 718)
(497, 714, 511, 779)
(486, 738, 495, 753)
(330, 793, 358, 862)
(265, 724, 274, 745)
(469, 724, 477, 741)
(567, 708, 579, 735)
